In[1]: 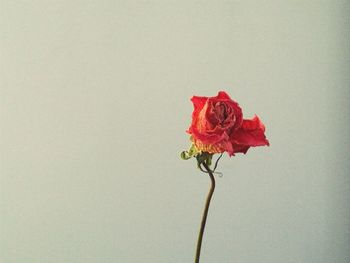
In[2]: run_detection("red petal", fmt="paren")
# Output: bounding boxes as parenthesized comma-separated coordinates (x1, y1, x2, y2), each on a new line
(230, 115, 269, 147)
(232, 144, 250, 154)
(241, 115, 266, 132)
(187, 96, 208, 134)
(191, 96, 207, 112)
(216, 91, 232, 100)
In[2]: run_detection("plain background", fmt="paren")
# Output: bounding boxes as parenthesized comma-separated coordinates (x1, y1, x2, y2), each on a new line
(1, 1, 349, 262)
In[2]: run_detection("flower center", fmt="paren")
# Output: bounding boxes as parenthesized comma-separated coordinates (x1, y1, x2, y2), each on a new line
(214, 102, 234, 125)
(214, 103, 226, 121)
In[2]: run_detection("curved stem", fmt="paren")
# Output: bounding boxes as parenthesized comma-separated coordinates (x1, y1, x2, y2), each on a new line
(195, 162, 216, 263)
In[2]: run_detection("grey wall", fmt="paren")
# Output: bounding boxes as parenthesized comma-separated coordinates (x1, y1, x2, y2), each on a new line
(1, 1, 349, 263)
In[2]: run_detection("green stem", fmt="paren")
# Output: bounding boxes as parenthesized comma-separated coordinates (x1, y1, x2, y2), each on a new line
(195, 162, 216, 263)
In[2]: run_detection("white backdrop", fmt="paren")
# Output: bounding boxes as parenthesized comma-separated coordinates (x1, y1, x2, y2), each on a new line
(1, 1, 349, 262)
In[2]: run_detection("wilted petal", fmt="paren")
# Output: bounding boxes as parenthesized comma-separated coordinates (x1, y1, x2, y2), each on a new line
(230, 115, 269, 147)
(216, 91, 232, 100)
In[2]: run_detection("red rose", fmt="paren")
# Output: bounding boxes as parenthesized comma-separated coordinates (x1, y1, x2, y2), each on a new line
(187, 91, 269, 156)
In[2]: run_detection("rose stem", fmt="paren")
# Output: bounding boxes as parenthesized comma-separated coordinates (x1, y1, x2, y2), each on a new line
(195, 162, 216, 263)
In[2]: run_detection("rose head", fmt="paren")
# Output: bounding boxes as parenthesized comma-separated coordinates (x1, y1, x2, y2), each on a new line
(187, 91, 269, 156)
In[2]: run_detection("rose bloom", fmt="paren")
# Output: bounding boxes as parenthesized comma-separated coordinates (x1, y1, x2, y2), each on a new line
(187, 91, 269, 156)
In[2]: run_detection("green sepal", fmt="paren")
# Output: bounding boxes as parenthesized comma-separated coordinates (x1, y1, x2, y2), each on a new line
(196, 152, 213, 170)
(180, 144, 200, 160)
(180, 151, 192, 160)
